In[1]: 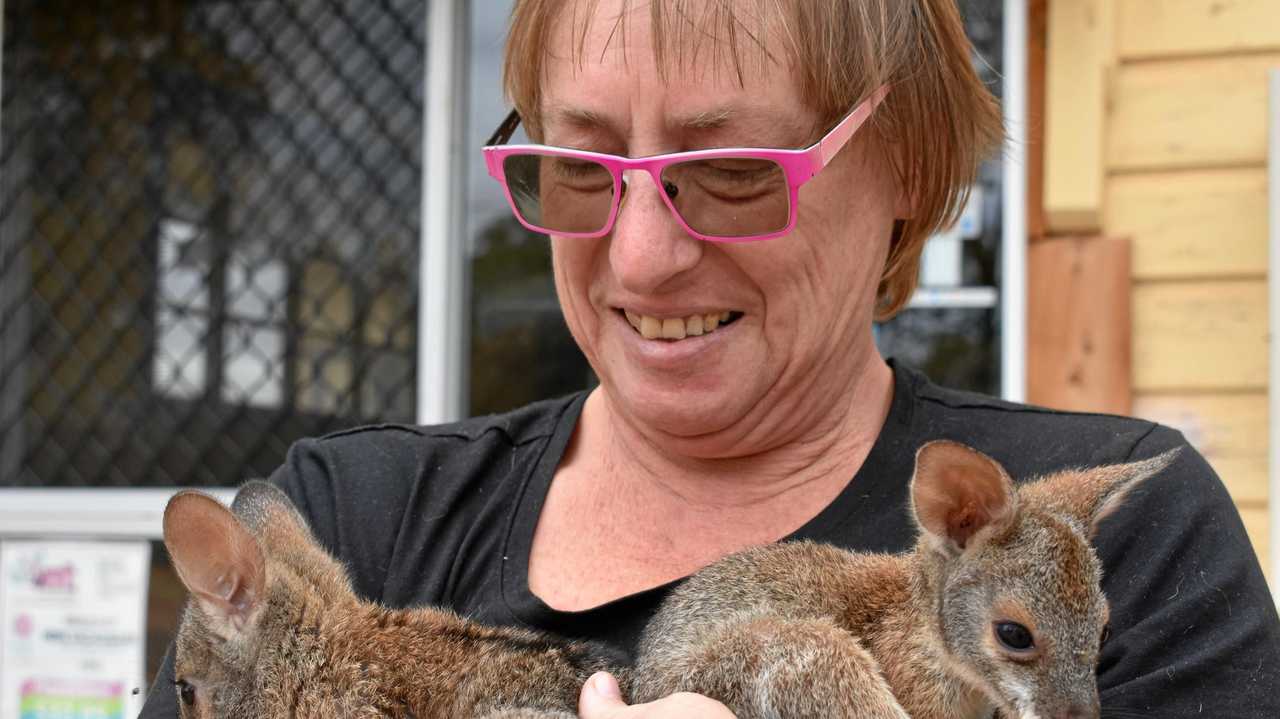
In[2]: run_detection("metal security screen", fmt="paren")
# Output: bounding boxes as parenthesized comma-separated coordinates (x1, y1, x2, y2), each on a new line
(0, 0, 424, 487)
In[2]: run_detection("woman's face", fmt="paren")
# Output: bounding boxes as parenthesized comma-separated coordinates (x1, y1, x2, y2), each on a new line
(543, 2, 903, 451)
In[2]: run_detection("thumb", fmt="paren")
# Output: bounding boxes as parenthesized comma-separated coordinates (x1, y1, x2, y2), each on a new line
(578, 671, 626, 717)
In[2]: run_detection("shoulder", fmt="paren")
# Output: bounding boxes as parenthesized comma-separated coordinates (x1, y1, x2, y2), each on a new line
(287, 391, 584, 476)
(271, 391, 584, 521)
(262, 393, 585, 600)
(900, 366, 1175, 476)
(895, 367, 1280, 708)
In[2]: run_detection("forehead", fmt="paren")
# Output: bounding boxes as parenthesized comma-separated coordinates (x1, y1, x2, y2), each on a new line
(538, 0, 813, 140)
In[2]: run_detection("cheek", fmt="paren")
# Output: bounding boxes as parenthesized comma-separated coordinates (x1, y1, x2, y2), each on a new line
(780, 183, 893, 313)
(551, 240, 593, 304)
(550, 239, 607, 344)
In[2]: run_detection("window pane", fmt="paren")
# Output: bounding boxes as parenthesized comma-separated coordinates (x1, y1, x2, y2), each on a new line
(362, 351, 415, 420)
(226, 251, 287, 323)
(0, 0, 425, 487)
(297, 337, 354, 416)
(466, 0, 594, 416)
(876, 1, 1005, 396)
(157, 220, 211, 312)
(153, 309, 209, 400)
(222, 324, 285, 408)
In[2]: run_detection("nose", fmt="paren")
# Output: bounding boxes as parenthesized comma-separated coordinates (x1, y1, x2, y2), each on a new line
(608, 170, 705, 295)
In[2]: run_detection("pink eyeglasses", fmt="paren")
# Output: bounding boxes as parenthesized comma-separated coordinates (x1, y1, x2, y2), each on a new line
(482, 86, 890, 243)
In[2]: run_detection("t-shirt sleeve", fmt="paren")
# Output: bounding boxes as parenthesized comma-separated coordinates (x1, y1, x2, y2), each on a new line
(137, 430, 418, 718)
(1095, 425, 1280, 714)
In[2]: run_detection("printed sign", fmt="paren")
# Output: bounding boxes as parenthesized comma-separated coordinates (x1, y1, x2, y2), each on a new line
(0, 541, 150, 719)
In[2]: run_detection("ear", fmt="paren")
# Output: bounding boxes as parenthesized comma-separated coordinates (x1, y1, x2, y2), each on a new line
(231, 480, 312, 540)
(911, 440, 1017, 555)
(1021, 448, 1182, 537)
(163, 491, 267, 638)
(231, 480, 354, 601)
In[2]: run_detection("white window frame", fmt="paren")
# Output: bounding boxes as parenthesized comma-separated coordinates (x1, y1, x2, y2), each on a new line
(419, 0, 469, 425)
(1001, 0, 1028, 403)
(0, 0, 1027, 539)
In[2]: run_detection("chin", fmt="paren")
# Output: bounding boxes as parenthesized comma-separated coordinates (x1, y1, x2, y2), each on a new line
(608, 375, 757, 441)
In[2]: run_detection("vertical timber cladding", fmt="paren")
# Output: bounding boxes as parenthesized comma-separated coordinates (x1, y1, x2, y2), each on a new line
(1106, 0, 1280, 573)
(0, 0, 424, 487)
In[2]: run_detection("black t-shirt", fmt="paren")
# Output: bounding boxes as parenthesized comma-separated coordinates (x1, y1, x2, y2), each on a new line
(140, 362, 1280, 717)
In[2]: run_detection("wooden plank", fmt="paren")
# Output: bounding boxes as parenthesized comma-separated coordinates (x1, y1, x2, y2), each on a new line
(1240, 506, 1270, 582)
(1105, 168, 1269, 279)
(1028, 0, 1049, 241)
(1045, 0, 1114, 233)
(1109, 54, 1280, 171)
(1132, 280, 1268, 391)
(1118, 0, 1280, 60)
(1133, 393, 1269, 505)
(1028, 236, 1132, 414)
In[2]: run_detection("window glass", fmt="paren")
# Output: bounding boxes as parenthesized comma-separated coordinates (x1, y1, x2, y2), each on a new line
(876, 0, 1006, 396)
(0, 0, 426, 487)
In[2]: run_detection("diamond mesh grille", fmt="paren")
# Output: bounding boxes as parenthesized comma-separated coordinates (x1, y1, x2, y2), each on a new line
(0, 0, 424, 486)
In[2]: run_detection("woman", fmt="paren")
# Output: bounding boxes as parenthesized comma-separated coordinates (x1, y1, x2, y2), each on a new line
(143, 1, 1280, 717)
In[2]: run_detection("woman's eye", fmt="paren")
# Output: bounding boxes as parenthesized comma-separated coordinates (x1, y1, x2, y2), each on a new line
(176, 679, 197, 706)
(994, 621, 1035, 652)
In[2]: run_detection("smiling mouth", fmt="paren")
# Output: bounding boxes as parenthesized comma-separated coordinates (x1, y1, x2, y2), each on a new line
(619, 309, 744, 340)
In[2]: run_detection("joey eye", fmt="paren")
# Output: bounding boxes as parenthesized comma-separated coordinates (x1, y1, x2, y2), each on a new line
(994, 621, 1035, 652)
(1100, 623, 1112, 646)
(176, 679, 196, 706)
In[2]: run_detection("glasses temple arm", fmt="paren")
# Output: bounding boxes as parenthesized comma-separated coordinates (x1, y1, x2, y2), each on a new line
(486, 109, 523, 146)
(815, 85, 891, 169)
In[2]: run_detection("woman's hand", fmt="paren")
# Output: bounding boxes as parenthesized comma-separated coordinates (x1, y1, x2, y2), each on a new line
(578, 672, 737, 719)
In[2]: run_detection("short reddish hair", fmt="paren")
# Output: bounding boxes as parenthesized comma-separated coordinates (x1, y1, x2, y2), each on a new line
(503, 0, 1003, 319)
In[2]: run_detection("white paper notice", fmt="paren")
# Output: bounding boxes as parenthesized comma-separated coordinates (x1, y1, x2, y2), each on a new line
(0, 541, 151, 719)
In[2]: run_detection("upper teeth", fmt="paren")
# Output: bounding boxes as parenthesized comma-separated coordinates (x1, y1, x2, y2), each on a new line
(624, 310, 733, 340)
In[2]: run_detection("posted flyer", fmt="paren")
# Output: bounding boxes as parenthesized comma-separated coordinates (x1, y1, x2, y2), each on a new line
(0, 541, 150, 719)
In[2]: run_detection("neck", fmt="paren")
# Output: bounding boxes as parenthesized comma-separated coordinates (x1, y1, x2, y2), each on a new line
(531, 350, 894, 609)
(582, 353, 894, 516)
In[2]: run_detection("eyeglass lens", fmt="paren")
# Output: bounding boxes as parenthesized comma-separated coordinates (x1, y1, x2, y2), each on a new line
(502, 153, 790, 238)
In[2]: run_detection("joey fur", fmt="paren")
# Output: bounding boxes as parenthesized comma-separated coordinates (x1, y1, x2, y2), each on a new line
(632, 441, 1178, 719)
(162, 481, 619, 718)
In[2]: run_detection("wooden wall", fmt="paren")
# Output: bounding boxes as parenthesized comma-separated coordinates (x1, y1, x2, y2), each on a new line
(1042, 0, 1279, 574)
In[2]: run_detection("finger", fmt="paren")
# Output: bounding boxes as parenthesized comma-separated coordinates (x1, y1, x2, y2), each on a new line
(578, 671, 626, 718)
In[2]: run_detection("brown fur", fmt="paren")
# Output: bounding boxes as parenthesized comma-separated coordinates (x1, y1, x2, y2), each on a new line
(163, 481, 619, 718)
(631, 441, 1179, 719)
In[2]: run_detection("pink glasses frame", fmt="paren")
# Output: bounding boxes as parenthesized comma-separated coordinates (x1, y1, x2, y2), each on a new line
(482, 86, 890, 243)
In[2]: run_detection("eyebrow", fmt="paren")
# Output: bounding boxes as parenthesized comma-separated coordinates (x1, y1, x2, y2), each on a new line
(548, 105, 612, 131)
(677, 107, 736, 131)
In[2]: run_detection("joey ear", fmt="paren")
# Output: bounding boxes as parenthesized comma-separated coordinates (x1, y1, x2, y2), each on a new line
(231, 480, 355, 601)
(163, 491, 267, 637)
(1021, 448, 1182, 537)
(911, 441, 1017, 555)
(231, 480, 312, 540)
